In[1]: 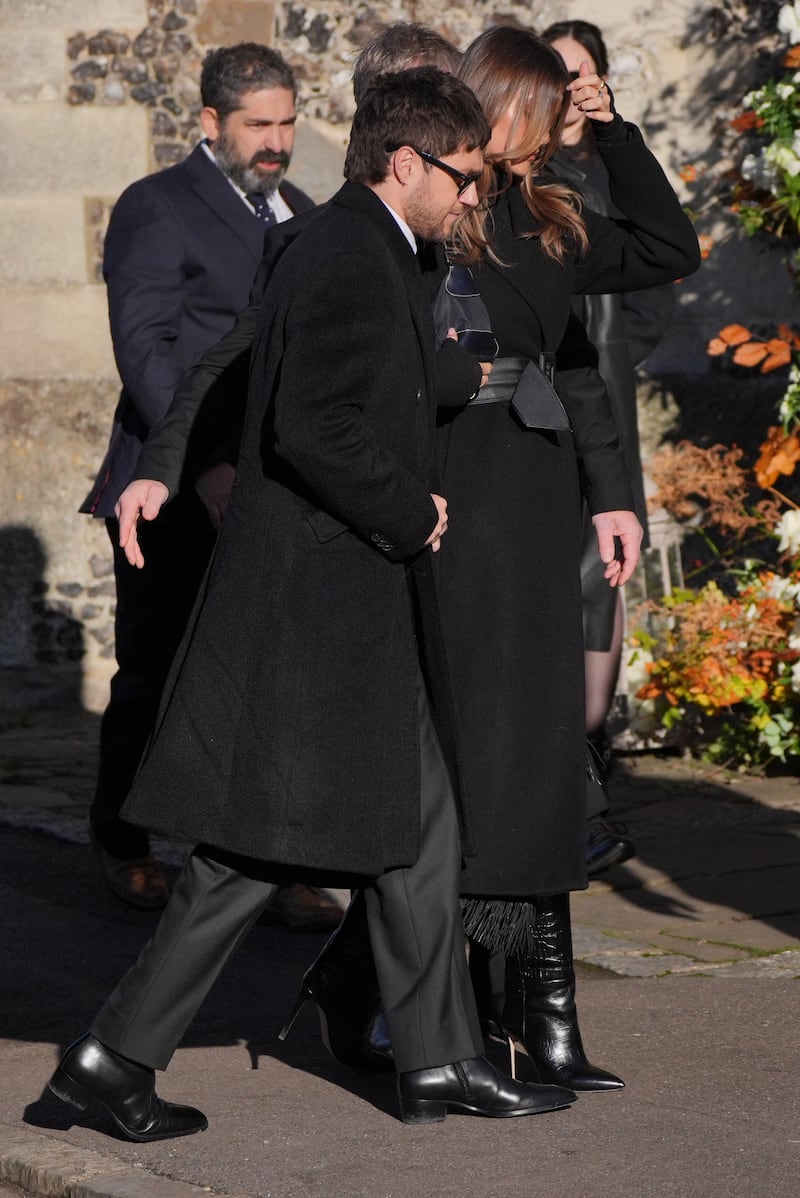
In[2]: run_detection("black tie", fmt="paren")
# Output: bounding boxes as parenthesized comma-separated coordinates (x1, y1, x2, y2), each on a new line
(247, 193, 277, 227)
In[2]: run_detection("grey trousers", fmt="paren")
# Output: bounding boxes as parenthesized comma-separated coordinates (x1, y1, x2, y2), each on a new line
(91, 676, 483, 1074)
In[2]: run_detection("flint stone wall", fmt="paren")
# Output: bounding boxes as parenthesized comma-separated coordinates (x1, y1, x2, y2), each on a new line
(0, 0, 796, 711)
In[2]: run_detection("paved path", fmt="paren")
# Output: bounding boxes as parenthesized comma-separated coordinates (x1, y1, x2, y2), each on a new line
(0, 704, 799, 1197)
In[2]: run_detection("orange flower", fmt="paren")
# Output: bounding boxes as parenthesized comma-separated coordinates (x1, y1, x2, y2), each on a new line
(679, 164, 698, 183)
(785, 46, 800, 68)
(707, 337, 727, 356)
(754, 426, 800, 487)
(698, 234, 714, 259)
(718, 323, 753, 346)
(761, 339, 792, 372)
(778, 323, 800, 349)
(732, 340, 768, 367)
(731, 111, 764, 131)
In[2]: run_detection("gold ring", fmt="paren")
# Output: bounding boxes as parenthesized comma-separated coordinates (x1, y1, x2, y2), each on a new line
(597, 79, 607, 95)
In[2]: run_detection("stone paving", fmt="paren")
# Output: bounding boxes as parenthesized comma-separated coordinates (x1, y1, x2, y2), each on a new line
(2, 703, 800, 978)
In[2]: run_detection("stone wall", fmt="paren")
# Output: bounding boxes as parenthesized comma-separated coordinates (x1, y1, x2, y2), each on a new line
(0, 0, 796, 712)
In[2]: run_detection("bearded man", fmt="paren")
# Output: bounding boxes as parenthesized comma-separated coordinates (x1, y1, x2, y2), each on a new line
(80, 44, 331, 926)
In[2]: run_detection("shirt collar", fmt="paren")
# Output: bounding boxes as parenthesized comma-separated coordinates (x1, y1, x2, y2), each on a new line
(377, 198, 417, 253)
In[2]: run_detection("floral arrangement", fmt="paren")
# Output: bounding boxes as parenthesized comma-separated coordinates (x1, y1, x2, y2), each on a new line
(632, 4, 800, 770)
(729, 3, 800, 257)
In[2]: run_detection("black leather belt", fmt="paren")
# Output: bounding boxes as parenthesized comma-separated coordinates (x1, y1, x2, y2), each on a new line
(467, 356, 529, 404)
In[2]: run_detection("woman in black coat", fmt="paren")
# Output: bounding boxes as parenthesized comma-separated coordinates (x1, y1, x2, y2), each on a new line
(429, 25, 700, 1089)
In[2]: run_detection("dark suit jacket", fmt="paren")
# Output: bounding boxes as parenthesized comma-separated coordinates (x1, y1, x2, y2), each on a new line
(81, 143, 314, 517)
(122, 182, 463, 875)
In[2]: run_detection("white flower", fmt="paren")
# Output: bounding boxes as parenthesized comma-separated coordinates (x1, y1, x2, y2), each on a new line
(776, 508, 800, 555)
(741, 149, 779, 190)
(778, 2, 800, 44)
(763, 571, 800, 603)
(791, 660, 800, 692)
(766, 140, 800, 177)
(778, 82, 797, 100)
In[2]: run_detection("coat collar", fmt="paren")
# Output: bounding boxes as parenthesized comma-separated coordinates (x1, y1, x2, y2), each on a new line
(331, 181, 436, 393)
(478, 179, 559, 347)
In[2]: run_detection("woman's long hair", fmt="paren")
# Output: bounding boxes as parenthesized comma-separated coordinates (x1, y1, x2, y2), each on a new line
(453, 25, 588, 264)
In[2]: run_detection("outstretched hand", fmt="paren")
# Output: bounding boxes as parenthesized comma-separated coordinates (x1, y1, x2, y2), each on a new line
(592, 509, 643, 587)
(115, 479, 170, 568)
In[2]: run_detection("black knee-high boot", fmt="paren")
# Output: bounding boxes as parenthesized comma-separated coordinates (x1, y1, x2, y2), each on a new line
(501, 893, 624, 1091)
(279, 890, 393, 1072)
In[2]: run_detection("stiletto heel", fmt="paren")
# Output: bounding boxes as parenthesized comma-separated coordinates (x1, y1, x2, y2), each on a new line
(506, 1034, 520, 1081)
(278, 984, 311, 1040)
(278, 892, 394, 1072)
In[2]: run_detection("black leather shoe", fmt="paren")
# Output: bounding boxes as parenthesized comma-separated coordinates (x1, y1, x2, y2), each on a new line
(586, 816, 635, 877)
(48, 1034, 208, 1142)
(397, 1055, 575, 1123)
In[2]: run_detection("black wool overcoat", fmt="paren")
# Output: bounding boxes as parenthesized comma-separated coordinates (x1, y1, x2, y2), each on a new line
(432, 118, 701, 897)
(121, 182, 462, 876)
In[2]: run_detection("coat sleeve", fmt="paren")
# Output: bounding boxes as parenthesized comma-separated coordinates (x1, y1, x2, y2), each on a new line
(556, 313, 634, 514)
(133, 304, 257, 494)
(573, 117, 701, 295)
(268, 246, 439, 560)
(132, 209, 323, 493)
(102, 183, 191, 430)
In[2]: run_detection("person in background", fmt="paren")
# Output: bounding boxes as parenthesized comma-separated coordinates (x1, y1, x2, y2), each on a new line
(543, 19, 679, 875)
(81, 43, 340, 930)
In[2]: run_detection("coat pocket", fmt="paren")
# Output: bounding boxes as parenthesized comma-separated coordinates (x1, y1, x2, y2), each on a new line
(300, 507, 350, 543)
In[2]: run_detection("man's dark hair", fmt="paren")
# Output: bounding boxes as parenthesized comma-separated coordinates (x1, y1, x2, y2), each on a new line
(352, 22, 463, 105)
(200, 43, 297, 118)
(345, 67, 489, 185)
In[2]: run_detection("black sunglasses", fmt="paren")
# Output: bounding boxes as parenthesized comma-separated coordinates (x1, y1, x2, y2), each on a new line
(385, 144, 482, 197)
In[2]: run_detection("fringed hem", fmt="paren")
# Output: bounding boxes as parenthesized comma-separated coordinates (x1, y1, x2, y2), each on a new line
(460, 897, 537, 956)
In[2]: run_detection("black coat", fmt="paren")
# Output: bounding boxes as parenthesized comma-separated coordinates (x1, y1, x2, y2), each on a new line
(133, 212, 482, 497)
(81, 144, 314, 517)
(433, 118, 701, 896)
(120, 182, 462, 876)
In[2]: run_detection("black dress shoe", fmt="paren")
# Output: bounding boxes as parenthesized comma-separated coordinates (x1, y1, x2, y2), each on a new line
(586, 816, 635, 877)
(396, 1055, 575, 1123)
(48, 1034, 208, 1142)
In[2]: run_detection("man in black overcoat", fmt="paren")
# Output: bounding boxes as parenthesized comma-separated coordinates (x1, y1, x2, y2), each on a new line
(48, 70, 576, 1136)
(81, 44, 331, 926)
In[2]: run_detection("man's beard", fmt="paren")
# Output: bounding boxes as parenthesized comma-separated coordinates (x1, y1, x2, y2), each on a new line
(214, 128, 291, 196)
(404, 189, 452, 244)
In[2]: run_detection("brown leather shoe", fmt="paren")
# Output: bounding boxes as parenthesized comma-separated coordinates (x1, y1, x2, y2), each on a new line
(262, 884, 345, 932)
(95, 846, 170, 910)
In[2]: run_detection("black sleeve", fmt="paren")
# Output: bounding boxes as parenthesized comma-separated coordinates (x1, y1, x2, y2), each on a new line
(574, 117, 701, 294)
(435, 339, 483, 408)
(556, 313, 634, 514)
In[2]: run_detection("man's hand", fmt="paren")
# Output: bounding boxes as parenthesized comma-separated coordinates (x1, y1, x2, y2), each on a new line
(115, 480, 170, 568)
(446, 326, 493, 389)
(194, 461, 236, 531)
(592, 509, 643, 587)
(426, 493, 448, 553)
